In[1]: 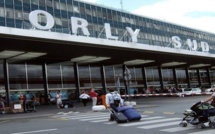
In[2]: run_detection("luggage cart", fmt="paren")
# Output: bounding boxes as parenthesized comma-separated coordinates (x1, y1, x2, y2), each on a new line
(25, 100, 36, 112)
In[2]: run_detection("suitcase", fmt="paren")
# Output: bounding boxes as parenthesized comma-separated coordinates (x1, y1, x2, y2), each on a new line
(62, 100, 73, 108)
(117, 106, 141, 121)
(92, 105, 106, 112)
(108, 109, 128, 123)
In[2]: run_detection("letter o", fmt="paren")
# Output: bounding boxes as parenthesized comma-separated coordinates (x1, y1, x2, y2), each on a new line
(29, 10, 54, 30)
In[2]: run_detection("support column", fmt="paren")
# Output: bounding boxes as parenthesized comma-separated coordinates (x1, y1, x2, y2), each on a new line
(123, 65, 127, 96)
(185, 67, 190, 88)
(42, 63, 48, 105)
(100, 65, 107, 94)
(74, 63, 80, 101)
(173, 68, 178, 88)
(197, 69, 201, 87)
(158, 66, 164, 90)
(142, 67, 147, 89)
(3, 59, 10, 106)
(207, 68, 211, 86)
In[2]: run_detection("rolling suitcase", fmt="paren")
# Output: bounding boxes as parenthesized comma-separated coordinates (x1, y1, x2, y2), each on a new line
(117, 106, 141, 121)
(108, 109, 128, 123)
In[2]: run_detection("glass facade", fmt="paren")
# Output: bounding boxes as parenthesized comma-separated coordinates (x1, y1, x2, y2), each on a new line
(0, 0, 215, 53)
(0, 0, 215, 105)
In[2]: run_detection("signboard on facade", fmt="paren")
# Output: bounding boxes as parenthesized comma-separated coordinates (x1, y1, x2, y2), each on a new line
(26, 10, 211, 55)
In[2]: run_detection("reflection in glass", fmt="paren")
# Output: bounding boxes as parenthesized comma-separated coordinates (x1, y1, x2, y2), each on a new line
(47, 64, 62, 88)
(162, 69, 174, 86)
(9, 64, 27, 89)
(62, 65, 75, 88)
(90, 66, 102, 88)
(176, 68, 187, 86)
(27, 64, 43, 89)
(199, 69, 209, 84)
(79, 66, 91, 88)
(145, 67, 160, 86)
(104, 66, 115, 87)
(189, 69, 199, 86)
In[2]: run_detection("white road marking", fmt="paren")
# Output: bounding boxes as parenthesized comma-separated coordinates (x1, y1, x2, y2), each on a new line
(160, 126, 195, 132)
(188, 129, 215, 134)
(11, 129, 58, 134)
(137, 121, 180, 129)
(119, 118, 181, 127)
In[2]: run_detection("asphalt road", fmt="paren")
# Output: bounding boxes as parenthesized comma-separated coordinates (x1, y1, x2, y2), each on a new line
(0, 95, 214, 134)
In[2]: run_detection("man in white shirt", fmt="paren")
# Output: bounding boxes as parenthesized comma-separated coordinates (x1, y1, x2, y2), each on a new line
(106, 88, 124, 121)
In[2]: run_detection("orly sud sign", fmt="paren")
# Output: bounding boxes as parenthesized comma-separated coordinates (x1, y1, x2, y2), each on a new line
(29, 10, 210, 53)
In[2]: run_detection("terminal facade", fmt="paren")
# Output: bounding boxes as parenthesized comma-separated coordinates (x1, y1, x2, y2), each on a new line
(0, 0, 215, 105)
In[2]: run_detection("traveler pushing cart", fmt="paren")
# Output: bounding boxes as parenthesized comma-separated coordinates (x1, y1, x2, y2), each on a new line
(106, 88, 141, 123)
(25, 95, 36, 112)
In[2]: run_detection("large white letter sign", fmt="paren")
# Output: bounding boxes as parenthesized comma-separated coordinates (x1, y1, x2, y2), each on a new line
(126, 27, 140, 43)
(186, 39, 197, 51)
(201, 41, 209, 52)
(104, 23, 118, 40)
(71, 17, 90, 36)
(172, 36, 182, 49)
(29, 10, 54, 30)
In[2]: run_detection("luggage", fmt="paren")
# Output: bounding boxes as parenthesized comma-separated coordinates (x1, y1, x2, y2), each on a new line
(108, 109, 128, 123)
(112, 112, 128, 123)
(117, 106, 141, 121)
(62, 100, 73, 108)
(92, 105, 106, 112)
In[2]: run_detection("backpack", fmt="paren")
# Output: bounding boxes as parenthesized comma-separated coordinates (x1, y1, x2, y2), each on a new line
(111, 93, 121, 107)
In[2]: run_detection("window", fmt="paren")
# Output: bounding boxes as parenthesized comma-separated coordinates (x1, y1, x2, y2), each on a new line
(55, 18, 62, 25)
(27, 65, 43, 89)
(31, 0, 39, 5)
(73, 6, 79, 13)
(67, 4, 73, 12)
(60, 2, 66, 11)
(15, 11, 23, 19)
(0, 8, 5, 17)
(6, 8, 14, 18)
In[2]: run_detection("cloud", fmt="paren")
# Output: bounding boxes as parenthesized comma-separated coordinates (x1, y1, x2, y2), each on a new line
(132, 0, 215, 33)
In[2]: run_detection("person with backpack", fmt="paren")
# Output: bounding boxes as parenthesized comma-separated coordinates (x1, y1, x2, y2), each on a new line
(106, 88, 124, 121)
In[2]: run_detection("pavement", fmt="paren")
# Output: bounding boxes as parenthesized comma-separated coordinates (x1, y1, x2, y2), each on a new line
(0, 99, 156, 121)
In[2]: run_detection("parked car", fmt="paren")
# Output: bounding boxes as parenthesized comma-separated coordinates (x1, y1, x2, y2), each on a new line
(204, 88, 213, 93)
(183, 88, 202, 95)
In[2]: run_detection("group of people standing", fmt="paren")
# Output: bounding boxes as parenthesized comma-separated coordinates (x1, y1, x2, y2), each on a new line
(79, 88, 99, 107)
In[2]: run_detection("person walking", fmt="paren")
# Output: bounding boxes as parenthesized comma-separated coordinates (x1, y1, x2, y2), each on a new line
(56, 91, 62, 108)
(79, 91, 90, 106)
(89, 88, 98, 106)
(106, 88, 124, 121)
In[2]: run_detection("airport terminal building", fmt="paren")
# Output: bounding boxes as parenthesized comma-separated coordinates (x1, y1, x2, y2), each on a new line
(1, 0, 215, 105)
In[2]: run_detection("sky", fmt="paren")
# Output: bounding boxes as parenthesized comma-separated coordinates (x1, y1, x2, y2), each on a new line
(79, 0, 215, 34)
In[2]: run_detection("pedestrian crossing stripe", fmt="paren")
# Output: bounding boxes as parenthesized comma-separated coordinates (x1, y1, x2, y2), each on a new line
(118, 118, 181, 127)
(137, 121, 180, 129)
(188, 129, 215, 134)
(142, 111, 154, 114)
(163, 112, 175, 114)
(52, 112, 214, 134)
(160, 126, 195, 132)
